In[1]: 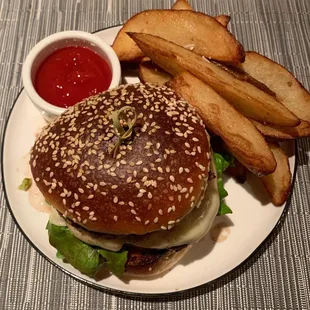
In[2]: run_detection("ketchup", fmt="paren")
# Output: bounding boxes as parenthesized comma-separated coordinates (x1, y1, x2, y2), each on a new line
(35, 46, 112, 108)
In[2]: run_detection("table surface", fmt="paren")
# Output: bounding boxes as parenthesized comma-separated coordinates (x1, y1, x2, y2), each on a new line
(0, 0, 310, 309)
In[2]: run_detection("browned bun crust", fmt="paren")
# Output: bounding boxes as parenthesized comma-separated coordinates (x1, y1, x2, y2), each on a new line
(30, 83, 211, 235)
(124, 245, 191, 278)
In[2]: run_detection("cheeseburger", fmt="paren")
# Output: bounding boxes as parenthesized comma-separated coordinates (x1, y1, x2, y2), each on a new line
(30, 83, 219, 279)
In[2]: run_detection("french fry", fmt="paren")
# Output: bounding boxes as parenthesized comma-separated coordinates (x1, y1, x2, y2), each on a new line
(260, 142, 292, 206)
(252, 119, 310, 140)
(215, 15, 231, 28)
(128, 32, 300, 127)
(139, 60, 172, 85)
(168, 71, 276, 175)
(171, 0, 193, 10)
(112, 10, 245, 64)
(239, 51, 310, 124)
(172, 0, 230, 27)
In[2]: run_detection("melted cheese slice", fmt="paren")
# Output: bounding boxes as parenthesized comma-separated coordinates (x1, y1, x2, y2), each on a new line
(50, 158, 219, 251)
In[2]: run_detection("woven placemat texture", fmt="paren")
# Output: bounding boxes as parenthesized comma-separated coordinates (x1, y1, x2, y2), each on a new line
(0, 0, 309, 309)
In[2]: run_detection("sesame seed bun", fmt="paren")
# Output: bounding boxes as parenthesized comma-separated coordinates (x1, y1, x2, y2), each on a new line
(30, 83, 211, 235)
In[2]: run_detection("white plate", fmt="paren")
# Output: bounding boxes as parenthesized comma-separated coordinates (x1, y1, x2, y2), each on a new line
(2, 26, 296, 295)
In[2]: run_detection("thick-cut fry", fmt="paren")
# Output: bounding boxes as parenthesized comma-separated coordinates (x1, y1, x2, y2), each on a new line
(112, 10, 245, 64)
(260, 143, 292, 206)
(172, 0, 229, 27)
(239, 51, 310, 124)
(129, 32, 300, 127)
(168, 71, 276, 175)
(252, 119, 310, 140)
(215, 15, 230, 27)
(172, 0, 193, 10)
(139, 60, 172, 85)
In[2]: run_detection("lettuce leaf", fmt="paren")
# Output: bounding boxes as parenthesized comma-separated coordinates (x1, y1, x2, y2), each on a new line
(46, 222, 128, 278)
(98, 249, 128, 277)
(213, 153, 234, 215)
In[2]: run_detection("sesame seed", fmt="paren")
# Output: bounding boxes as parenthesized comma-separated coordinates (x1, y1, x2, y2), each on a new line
(168, 207, 172, 213)
(161, 226, 167, 230)
(90, 217, 97, 221)
(154, 217, 159, 223)
(78, 188, 84, 193)
(180, 188, 187, 193)
(179, 167, 184, 174)
(158, 209, 163, 215)
(113, 196, 118, 203)
(144, 220, 150, 225)
(113, 216, 118, 221)
(168, 220, 175, 225)
(148, 192, 153, 199)
(111, 185, 118, 189)
(187, 178, 193, 183)
(158, 167, 163, 173)
(169, 175, 175, 182)
(131, 209, 137, 215)
(136, 160, 143, 166)
(82, 206, 89, 211)
(135, 216, 141, 222)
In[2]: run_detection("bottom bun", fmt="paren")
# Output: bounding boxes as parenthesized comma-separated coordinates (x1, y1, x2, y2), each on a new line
(124, 245, 191, 278)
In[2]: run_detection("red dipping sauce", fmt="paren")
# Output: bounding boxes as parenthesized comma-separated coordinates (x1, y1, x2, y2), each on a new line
(35, 46, 112, 108)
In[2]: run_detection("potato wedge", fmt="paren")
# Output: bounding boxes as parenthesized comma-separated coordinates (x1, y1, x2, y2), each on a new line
(260, 143, 292, 206)
(129, 32, 300, 127)
(172, 0, 193, 10)
(139, 60, 172, 85)
(168, 71, 276, 175)
(172, 0, 229, 27)
(215, 15, 230, 27)
(252, 119, 310, 140)
(239, 51, 310, 123)
(112, 10, 245, 64)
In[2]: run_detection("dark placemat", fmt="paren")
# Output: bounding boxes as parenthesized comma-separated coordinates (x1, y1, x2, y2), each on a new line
(0, 0, 309, 309)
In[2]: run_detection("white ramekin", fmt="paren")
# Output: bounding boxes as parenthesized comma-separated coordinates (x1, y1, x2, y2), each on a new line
(22, 30, 121, 122)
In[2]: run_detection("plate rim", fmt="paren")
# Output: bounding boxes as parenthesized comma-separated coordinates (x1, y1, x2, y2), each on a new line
(0, 26, 297, 297)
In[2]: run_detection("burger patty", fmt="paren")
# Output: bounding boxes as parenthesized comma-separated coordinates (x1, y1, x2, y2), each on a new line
(125, 245, 186, 267)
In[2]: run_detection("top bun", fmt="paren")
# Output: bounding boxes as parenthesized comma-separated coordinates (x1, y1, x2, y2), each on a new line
(30, 83, 211, 235)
